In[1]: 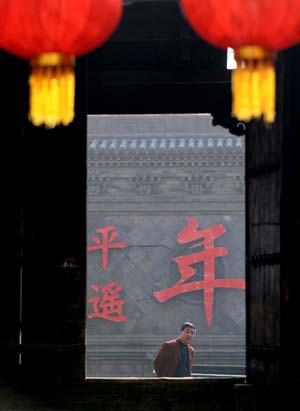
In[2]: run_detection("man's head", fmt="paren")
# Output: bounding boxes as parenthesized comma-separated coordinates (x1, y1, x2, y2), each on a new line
(179, 321, 196, 345)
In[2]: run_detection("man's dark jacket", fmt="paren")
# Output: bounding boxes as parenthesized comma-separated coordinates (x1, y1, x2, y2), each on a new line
(153, 338, 195, 377)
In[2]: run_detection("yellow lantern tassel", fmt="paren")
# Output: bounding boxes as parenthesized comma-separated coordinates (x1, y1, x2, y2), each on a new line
(231, 46, 275, 124)
(250, 61, 261, 119)
(260, 61, 275, 124)
(29, 53, 75, 128)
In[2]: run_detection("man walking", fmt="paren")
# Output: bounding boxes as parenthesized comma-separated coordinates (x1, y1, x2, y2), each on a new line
(153, 321, 196, 377)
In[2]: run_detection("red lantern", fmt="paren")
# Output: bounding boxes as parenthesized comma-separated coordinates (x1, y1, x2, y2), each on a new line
(0, 0, 123, 128)
(180, 0, 300, 123)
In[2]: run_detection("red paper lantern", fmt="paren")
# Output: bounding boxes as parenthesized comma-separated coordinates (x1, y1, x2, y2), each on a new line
(0, 0, 123, 128)
(180, 0, 300, 123)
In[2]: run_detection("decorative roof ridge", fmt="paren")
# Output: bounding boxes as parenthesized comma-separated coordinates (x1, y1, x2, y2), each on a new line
(88, 132, 233, 138)
(88, 135, 244, 151)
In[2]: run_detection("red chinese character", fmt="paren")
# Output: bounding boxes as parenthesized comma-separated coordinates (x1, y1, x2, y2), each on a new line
(153, 218, 245, 327)
(87, 281, 127, 322)
(87, 225, 127, 269)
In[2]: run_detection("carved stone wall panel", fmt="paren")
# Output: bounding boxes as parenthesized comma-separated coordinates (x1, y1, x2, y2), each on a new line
(87, 114, 245, 377)
(87, 214, 245, 377)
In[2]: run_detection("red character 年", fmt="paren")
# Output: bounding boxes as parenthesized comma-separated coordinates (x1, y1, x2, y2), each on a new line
(87, 280, 127, 322)
(153, 218, 245, 326)
(87, 225, 127, 269)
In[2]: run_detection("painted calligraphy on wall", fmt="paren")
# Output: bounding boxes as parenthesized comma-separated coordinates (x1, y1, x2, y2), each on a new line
(87, 225, 128, 322)
(153, 217, 245, 327)
(87, 217, 245, 326)
(87, 225, 127, 269)
(87, 281, 127, 322)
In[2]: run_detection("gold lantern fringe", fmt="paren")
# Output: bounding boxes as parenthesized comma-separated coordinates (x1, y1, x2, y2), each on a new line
(232, 46, 275, 124)
(29, 53, 75, 128)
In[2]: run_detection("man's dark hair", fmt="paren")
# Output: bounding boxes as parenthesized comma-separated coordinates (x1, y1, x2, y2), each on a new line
(181, 321, 196, 331)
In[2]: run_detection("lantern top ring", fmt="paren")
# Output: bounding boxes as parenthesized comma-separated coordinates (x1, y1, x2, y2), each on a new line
(235, 46, 274, 61)
(30, 52, 75, 68)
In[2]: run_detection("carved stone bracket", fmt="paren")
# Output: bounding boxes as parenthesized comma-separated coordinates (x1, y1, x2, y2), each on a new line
(181, 174, 213, 195)
(232, 175, 245, 194)
(130, 173, 161, 195)
(87, 171, 111, 196)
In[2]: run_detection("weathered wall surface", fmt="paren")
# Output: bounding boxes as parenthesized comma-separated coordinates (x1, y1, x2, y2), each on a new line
(86, 114, 245, 377)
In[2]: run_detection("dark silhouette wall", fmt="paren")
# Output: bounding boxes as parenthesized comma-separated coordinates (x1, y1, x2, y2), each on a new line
(0, 1, 300, 410)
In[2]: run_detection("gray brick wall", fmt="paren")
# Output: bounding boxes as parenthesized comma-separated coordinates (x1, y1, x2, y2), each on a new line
(87, 114, 245, 377)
